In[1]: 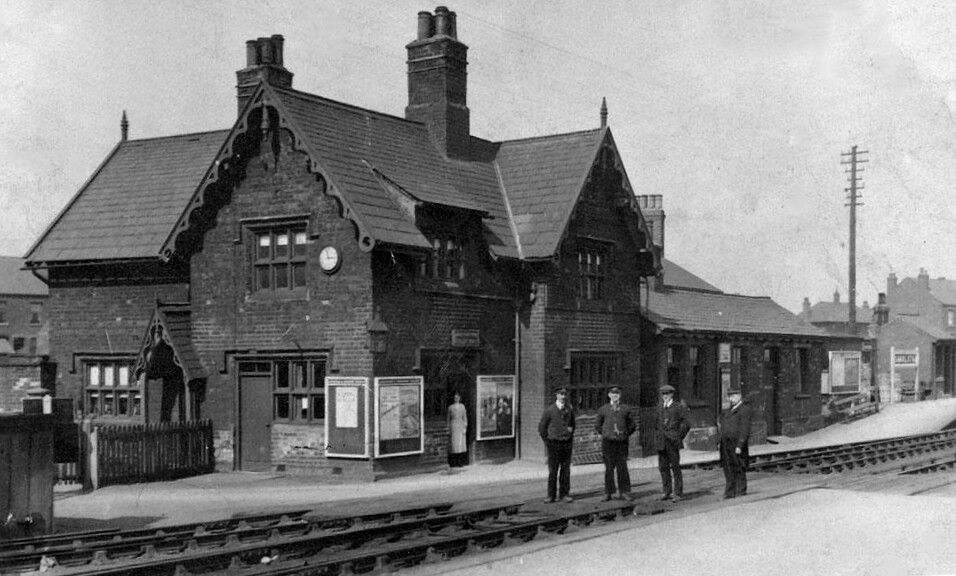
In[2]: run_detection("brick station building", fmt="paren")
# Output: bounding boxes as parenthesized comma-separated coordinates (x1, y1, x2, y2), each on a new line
(25, 8, 661, 479)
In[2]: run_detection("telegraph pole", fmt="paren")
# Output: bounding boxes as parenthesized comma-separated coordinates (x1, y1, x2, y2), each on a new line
(841, 145, 868, 334)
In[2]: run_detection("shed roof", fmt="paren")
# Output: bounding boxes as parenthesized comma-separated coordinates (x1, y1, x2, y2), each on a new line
(646, 287, 828, 338)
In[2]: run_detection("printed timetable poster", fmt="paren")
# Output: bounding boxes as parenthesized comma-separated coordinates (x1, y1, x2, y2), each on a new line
(374, 376, 424, 457)
(476, 375, 516, 440)
(324, 377, 369, 458)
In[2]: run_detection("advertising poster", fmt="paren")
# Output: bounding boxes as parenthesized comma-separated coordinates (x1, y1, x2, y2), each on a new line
(374, 376, 424, 457)
(476, 375, 515, 440)
(324, 377, 369, 458)
(829, 351, 862, 395)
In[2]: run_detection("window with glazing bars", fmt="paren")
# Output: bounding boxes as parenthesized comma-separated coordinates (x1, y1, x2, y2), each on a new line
(254, 227, 308, 292)
(569, 353, 619, 411)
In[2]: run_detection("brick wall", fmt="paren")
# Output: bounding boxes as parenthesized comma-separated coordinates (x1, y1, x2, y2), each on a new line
(0, 294, 48, 355)
(0, 358, 54, 413)
(46, 263, 189, 406)
(189, 126, 374, 469)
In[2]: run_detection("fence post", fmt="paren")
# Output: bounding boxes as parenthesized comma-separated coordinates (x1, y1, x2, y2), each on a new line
(88, 427, 99, 491)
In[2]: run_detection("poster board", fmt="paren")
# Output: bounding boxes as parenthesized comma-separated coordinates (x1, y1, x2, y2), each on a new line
(829, 351, 862, 394)
(476, 375, 516, 440)
(890, 346, 919, 403)
(374, 376, 424, 457)
(719, 367, 732, 410)
(324, 377, 369, 458)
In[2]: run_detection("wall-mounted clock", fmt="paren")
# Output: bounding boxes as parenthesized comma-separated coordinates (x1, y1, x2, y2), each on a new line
(319, 245, 341, 274)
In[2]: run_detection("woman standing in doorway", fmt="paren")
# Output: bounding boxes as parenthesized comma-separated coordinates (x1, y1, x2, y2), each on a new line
(447, 392, 468, 467)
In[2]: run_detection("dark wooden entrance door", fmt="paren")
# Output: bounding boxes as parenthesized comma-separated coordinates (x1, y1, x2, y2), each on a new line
(240, 375, 272, 471)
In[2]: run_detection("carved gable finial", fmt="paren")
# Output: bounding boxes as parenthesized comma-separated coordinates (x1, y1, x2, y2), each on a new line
(600, 97, 607, 128)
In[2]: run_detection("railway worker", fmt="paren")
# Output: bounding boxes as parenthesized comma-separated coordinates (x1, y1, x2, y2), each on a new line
(655, 384, 690, 502)
(447, 392, 468, 467)
(718, 389, 753, 499)
(595, 386, 637, 501)
(538, 386, 576, 503)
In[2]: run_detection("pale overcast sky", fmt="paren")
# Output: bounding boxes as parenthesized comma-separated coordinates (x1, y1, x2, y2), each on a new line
(2, 0, 955, 312)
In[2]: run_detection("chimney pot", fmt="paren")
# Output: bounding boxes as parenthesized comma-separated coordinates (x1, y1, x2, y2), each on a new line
(833, 290, 840, 303)
(258, 37, 273, 64)
(417, 11, 434, 40)
(271, 35, 284, 67)
(435, 6, 451, 36)
(246, 40, 258, 66)
(120, 110, 129, 142)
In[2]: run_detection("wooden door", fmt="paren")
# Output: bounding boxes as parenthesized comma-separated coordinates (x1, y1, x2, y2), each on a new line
(239, 375, 272, 471)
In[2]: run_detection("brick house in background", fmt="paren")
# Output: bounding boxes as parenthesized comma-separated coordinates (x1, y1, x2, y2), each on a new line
(25, 8, 660, 479)
(0, 256, 53, 412)
(873, 269, 956, 400)
(798, 291, 877, 401)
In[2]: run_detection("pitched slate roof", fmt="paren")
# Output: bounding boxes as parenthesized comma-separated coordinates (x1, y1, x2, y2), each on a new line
(494, 129, 606, 259)
(798, 300, 873, 324)
(267, 87, 516, 255)
(26, 131, 230, 264)
(0, 257, 47, 296)
(660, 259, 721, 292)
(646, 287, 827, 338)
(928, 278, 956, 306)
(890, 315, 954, 341)
(26, 83, 655, 268)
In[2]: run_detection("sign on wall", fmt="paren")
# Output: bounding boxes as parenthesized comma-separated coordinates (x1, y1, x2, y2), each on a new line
(718, 343, 731, 364)
(476, 375, 516, 440)
(890, 346, 919, 403)
(324, 377, 369, 458)
(374, 376, 424, 457)
(829, 351, 862, 395)
(719, 368, 732, 409)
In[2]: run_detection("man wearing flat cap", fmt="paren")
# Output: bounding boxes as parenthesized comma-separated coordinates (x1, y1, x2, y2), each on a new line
(595, 386, 637, 501)
(538, 387, 576, 503)
(654, 384, 690, 501)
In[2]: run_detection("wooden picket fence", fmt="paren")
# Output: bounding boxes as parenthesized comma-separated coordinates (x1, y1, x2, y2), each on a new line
(91, 420, 214, 488)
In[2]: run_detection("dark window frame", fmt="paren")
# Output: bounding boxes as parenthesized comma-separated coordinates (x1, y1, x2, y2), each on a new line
(252, 225, 309, 294)
(83, 358, 141, 418)
(574, 241, 609, 301)
(569, 352, 620, 412)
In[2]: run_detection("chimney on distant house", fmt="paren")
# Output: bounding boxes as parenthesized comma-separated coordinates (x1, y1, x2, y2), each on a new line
(635, 195, 664, 257)
(833, 290, 840, 303)
(887, 272, 897, 296)
(406, 7, 471, 158)
(918, 267, 930, 289)
(874, 292, 889, 325)
(236, 35, 293, 115)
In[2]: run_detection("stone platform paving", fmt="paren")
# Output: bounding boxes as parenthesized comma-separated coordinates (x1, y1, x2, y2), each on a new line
(52, 398, 956, 533)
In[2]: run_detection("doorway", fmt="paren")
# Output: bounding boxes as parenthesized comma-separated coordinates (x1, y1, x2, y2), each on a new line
(239, 370, 272, 471)
(420, 350, 478, 465)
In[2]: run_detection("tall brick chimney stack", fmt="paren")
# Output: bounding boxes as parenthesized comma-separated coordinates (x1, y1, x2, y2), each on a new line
(236, 35, 293, 115)
(635, 195, 665, 257)
(406, 7, 471, 158)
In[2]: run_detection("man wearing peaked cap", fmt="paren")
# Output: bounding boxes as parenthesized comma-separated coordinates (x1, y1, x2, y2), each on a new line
(595, 385, 636, 501)
(538, 387, 575, 503)
(655, 384, 690, 502)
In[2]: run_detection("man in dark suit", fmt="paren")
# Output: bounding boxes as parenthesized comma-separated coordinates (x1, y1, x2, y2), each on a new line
(538, 387, 576, 503)
(719, 389, 753, 499)
(595, 386, 637, 501)
(655, 384, 690, 501)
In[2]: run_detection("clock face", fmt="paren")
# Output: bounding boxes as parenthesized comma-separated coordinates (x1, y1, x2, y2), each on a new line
(319, 246, 341, 274)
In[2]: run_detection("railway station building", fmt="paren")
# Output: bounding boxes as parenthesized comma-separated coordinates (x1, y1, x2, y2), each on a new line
(24, 8, 661, 479)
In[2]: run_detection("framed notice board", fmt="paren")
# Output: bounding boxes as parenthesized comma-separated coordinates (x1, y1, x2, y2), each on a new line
(374, 376, 424, 458)
(476, 375, 515, 440)
(324, 377, 369, 458)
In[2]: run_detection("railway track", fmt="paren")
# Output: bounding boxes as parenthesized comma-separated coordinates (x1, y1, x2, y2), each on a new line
(2, 498, 657, 575)
(7, 431, 955, 575)
(683, 429, 956, 474)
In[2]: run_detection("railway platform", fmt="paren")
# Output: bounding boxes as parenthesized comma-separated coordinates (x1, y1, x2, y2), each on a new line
(52, 398, 956, 533)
